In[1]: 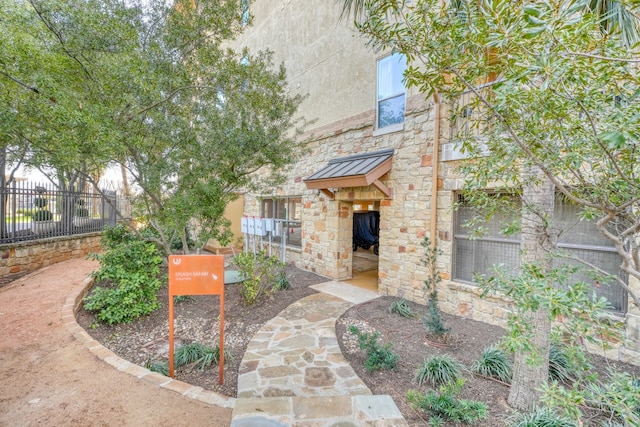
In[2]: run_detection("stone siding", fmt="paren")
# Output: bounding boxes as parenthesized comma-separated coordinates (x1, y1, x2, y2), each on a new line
(0, 234, 101, 279)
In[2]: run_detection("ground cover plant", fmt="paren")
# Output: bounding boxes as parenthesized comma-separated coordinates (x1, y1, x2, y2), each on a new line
(77, 270, 640, 426)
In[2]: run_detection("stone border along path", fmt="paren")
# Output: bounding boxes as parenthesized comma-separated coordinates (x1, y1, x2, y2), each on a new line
(65, 270, 407, 426)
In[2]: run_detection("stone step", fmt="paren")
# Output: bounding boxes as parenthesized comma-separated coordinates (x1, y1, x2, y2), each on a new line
(230, 395, 408, 427)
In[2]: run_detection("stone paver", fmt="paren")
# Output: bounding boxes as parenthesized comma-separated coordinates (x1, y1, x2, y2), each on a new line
(231, 289, 409, 426)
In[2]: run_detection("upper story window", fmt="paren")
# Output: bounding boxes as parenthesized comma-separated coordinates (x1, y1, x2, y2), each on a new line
(377, 53, 406, 129)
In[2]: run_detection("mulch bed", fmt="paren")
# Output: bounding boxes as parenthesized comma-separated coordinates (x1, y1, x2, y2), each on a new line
(76, 263, 640, 426)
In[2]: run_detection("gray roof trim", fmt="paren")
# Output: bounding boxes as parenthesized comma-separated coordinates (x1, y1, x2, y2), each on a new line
(304, 149, 394, 182)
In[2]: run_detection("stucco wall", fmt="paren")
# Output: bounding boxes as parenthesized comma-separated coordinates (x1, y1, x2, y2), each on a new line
(234, 0, 418, 130)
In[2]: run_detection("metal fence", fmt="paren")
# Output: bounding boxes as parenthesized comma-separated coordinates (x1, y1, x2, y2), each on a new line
(0, 180, 119, 244)
(243, 219, 301, 262)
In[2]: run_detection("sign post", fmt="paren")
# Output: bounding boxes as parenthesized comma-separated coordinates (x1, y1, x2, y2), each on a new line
(167, 254, 225, 384)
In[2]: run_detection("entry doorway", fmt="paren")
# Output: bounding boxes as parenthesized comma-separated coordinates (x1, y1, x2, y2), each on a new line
(345, 200, 379, 291)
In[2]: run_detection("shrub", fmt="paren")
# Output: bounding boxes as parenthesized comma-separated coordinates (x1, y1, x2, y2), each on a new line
(348, 325, 399, 372)
(549, 344, 572, 383)
(407, 378, 488, 424)
(389, 298, 414, 318)
(32, 210, 53, 221)
(508, 407, 577, 427)
(232, 251, 286, 305)
(471, 346, 512, 383)
(75, 207, 89, 217)
(584, 372, 640, 425)
(84, 232, 163, 324)
(34, 197, 48, 209)
(100, 223, 138, 250)
(415, 354, 463, 387)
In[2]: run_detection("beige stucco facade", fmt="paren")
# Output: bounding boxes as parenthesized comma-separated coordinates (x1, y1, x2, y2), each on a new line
(236, 0, 640, 364)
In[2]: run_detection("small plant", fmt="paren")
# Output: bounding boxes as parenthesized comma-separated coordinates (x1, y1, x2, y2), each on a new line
(548, 344, 572, 383)
(145, 359, 169, 376)
(274, 270, 290, 290)
(508, 407, 577, 427)
(407, 378, 488, 424)
(389, 298, 414, 318)
(173, 295, 195, 304)
(415, 354, 463, 387)
(232, 251, 286, 305)
(348, 325, 399, 372)
(471, 346, 512, 383)
(421, 237, 449, 337)
(174, 342, 227, 370)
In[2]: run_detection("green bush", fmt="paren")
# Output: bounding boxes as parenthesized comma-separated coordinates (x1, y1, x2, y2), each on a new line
(75, 207, 89, 217)
(32, 210, 53, 221)
(232, 251, 286, 305)
(348, 325, 399, 372)
(584, 372, 640, 425)
(471, 346, 512, 383)
(84, 231, 163, 324)
(415, 354, 463, 387)
(508, 407, 577, 427)
(408, 378, 488, 424)
(34, 197, 48, 209)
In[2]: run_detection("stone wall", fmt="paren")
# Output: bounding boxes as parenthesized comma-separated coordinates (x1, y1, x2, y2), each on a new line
(244, 94, 640, 366)
(0, 234, 101, 279)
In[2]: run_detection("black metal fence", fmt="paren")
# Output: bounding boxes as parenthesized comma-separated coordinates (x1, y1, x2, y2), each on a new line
(0, 180, 119, 244)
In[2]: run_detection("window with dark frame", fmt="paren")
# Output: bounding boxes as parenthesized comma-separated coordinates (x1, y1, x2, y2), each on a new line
(453, 193, 628, 314)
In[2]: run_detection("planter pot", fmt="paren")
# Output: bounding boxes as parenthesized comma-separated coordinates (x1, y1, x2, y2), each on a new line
(73, 217, 91, 227)
(32, 220, 56, 235)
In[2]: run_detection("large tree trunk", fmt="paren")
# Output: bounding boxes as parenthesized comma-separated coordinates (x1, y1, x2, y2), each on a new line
(508, 166, 555, 410)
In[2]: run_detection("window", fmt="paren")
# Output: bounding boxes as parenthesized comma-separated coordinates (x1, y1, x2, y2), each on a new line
(261, 197, 302, 247)
(453, 193, 628, 313)
(377, 53, 406, 129)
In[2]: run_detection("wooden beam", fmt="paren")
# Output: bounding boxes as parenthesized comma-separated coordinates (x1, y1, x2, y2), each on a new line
(319, 188, 335, 199)
(372, 179, 392, 198)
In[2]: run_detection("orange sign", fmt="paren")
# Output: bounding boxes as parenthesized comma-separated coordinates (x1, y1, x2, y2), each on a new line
(167, 254, 225, 383)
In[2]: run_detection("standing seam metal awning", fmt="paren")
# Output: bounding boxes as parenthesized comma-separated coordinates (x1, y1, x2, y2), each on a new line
(303, 149, 394, 199)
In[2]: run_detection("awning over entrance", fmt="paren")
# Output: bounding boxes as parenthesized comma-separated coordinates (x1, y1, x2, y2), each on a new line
(303, 149, 394, 199)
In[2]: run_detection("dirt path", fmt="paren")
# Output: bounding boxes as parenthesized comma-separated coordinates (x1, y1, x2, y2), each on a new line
(0, 259, 232, 427)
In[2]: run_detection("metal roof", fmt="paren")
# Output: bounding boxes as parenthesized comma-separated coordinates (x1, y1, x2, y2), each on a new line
(303, 149, 394, 198)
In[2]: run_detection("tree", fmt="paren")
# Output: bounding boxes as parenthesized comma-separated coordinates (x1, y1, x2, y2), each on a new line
(341, 0, 640, 413)
(1, 0, 304, 254)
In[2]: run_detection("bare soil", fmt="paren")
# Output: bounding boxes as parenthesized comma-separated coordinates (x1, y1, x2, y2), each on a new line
(76, 262, 640, 426)
(1, 259, 232, 427)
